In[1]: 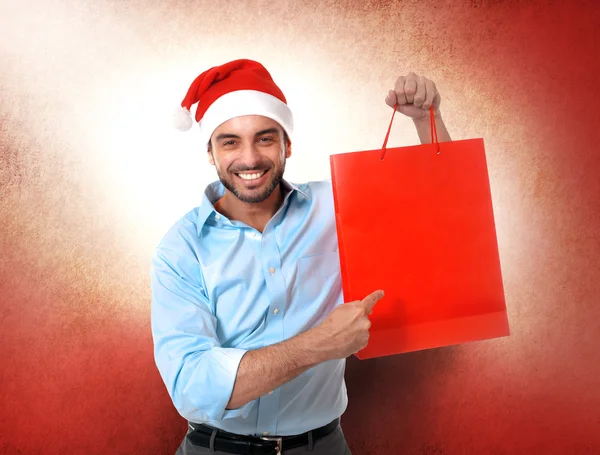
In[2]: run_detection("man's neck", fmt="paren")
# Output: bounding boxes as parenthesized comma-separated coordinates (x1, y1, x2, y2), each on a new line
(214, 184, 285, 233)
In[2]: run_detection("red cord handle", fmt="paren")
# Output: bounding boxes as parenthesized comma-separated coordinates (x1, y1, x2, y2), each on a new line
(380, 105, 440, 160)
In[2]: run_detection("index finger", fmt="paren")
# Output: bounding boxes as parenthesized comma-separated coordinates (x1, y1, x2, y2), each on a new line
(394, 76, 407, 105)
(361, 290, 385, 312)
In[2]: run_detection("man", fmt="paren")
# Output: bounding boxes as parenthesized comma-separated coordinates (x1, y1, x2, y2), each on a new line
(151, 59, 451, 455)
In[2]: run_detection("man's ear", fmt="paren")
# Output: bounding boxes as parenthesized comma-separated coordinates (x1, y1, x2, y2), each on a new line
(285, 139, 292, 159)
(207, 146, 215, 166)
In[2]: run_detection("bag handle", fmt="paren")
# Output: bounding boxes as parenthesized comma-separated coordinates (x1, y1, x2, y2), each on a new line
(380, 104, 440, 160)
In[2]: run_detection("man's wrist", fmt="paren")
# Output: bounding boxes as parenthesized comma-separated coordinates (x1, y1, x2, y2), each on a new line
(296, 326, 330, 366)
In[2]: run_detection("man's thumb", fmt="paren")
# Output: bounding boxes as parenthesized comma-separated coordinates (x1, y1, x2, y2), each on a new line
(385, 90, 397, 108)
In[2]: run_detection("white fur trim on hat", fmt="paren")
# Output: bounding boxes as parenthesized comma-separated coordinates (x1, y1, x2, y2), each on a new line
(198, 90, 293, 146)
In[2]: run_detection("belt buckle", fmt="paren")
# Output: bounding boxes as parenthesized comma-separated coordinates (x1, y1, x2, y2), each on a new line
(259, 435, 283, 454)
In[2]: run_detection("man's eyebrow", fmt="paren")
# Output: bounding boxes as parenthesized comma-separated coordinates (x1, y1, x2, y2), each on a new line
(214, 133, 241, 141)
(254, 128, 281, 137)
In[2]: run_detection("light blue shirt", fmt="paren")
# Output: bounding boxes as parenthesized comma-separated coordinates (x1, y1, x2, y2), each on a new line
(150, 179, 347, 436)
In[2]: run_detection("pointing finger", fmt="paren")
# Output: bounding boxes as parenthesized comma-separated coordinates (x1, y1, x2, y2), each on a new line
(361, 290, 385, 312)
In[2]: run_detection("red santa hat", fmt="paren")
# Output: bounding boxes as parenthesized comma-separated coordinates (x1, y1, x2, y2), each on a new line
(174, 59, 293, 147)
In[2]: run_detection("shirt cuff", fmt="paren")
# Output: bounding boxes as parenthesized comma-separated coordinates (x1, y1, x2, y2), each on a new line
(202, 347, 255, 420)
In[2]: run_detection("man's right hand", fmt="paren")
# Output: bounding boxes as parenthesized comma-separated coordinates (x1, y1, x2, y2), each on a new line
(313, 290, 385, 360)
(225, 289, 385, 409)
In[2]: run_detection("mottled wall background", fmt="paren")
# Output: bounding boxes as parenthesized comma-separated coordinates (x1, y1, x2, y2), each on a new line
(1, 0, 599, 454)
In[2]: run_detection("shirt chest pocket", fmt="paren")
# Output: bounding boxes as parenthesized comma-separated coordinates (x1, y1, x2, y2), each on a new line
(295, 251, 343, 307)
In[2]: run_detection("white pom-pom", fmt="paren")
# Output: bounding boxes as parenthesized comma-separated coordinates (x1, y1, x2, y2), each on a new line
(173, 106, 193, 131)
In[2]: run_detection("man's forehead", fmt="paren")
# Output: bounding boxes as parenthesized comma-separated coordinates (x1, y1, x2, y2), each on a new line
(214, 115, 284, 135)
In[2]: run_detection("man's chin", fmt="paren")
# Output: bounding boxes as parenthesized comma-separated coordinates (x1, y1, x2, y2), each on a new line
(237, 192, 272, 204)
(221, 179, 273, 204)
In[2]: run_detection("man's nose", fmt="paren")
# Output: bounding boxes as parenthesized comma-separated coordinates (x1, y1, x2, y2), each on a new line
(239, 143, 262, 168)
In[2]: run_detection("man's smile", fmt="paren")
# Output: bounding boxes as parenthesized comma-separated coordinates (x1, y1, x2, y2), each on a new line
(232, 169, 271, 189)
(236, 170, 268, 181)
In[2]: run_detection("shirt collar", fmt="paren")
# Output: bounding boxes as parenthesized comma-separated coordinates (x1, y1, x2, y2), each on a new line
(196, 179, 310, 235)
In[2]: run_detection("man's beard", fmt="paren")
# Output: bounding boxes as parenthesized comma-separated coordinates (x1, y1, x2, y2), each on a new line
(217, 158, 286, 204)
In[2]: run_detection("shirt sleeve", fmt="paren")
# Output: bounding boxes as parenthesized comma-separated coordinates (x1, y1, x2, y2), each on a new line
(150, 246, 256, 422)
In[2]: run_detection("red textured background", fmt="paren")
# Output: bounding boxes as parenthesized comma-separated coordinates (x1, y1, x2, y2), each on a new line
(1, 1, 599, 454)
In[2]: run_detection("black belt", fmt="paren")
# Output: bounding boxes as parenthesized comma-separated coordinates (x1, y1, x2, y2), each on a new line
(186, 418, 340, 455)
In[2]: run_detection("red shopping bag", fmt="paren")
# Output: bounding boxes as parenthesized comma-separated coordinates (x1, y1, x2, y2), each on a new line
(330, 106, 509, 359)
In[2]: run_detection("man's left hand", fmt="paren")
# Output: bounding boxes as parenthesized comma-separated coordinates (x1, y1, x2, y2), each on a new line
(385, 72, 441, 120)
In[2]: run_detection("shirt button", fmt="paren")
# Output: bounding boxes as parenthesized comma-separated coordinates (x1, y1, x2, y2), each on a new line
(273, 308, 279, 315)
(268, 390, 273, 395)
(269, 267, 275, 275)
(251, 232, 256, 237)
(263, 431, 269, 436)
(215, 214, 221, 220)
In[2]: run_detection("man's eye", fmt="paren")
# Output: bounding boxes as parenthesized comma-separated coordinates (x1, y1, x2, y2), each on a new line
(259, 137, 273, 142)
(223, 140, 236, 146)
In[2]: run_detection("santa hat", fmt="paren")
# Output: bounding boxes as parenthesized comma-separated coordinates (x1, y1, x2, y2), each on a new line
(173, 59, 293, 146)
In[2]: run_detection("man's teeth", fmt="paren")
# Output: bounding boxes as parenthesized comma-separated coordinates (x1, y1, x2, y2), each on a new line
(238, 171, 266, 180)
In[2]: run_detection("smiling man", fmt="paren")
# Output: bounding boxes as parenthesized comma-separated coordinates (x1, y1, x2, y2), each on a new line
(151, 59, 451, 455)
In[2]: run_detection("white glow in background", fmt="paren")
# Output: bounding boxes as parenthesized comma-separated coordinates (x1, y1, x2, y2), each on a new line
(1, 0, 522, 267)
